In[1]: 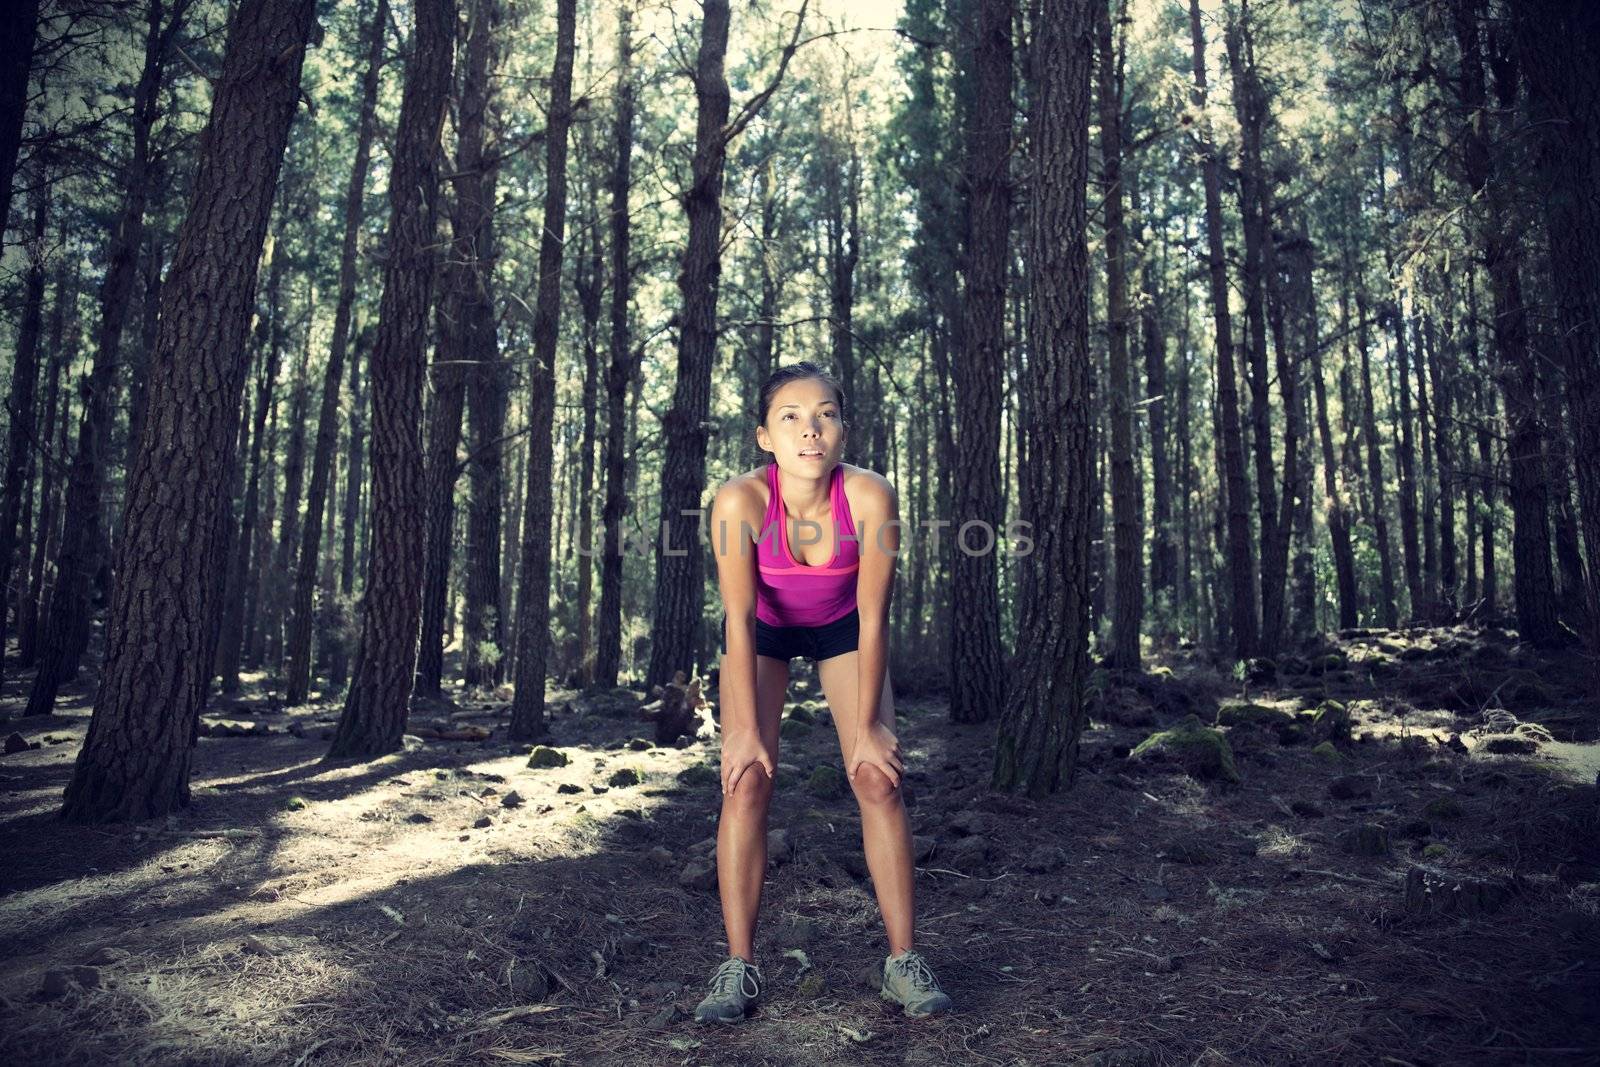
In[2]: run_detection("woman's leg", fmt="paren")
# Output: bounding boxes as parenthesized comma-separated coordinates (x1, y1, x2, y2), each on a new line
(817, 653, 914, 956)
(716, 653, 788, 962)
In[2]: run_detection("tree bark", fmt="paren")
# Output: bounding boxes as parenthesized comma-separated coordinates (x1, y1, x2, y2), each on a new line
(326, 0, 457, 759)
(509, 0, 576, 739)
(285, 0, 388, 704)
(59, 0, 318, 821)
(950, 0, 1012, 719)
(993, 0, 1093, 795)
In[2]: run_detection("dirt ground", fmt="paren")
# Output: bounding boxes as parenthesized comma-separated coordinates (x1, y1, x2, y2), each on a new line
(1, 626, 1598, 1066)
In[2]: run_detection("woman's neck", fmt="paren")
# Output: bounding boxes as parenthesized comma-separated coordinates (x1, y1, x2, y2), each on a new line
(775, 462, 831, 520)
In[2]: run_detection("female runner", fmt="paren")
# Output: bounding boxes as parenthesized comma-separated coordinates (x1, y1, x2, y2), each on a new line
(693, 361, 952, 1023)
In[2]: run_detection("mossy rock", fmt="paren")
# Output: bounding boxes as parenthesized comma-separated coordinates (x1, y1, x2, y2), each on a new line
(527, 745, 570, 769)
(1310, 700, 1353, 744)
(284, 796, 309, 812)
(1421, 843, 1448, 859)
(1276, 722, 1309, 747)
(676, 763, 719, 788)
(1311, 741, 1343, 762)
(1423, 795, 1465, 819)
(607, 767, 642, 788)
(1216, 701, 1293, 729)
(626, 737, 653, 751)
(787, 703, 816, 725)
(806, 764, 848, 800)
(795, 969, 828, 999)
(1312, 652, 1347, 673)
(1479, 734, 1540, 755)
(780, 717, 813, 740)
(1129, 714, 1241, 784)
(1148, 665, 1174, 679)
(1339, 823, 1391, 856)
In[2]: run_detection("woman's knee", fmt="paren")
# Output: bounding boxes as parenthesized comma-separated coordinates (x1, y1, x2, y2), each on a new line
(723, 765, 775, 813)
(849, 763, 901, 806)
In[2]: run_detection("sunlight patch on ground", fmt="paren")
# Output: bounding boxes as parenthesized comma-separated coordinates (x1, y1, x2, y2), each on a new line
(1253, 823, 1311, 859)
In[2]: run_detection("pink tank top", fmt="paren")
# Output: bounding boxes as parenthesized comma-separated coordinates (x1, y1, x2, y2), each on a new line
(753, 461, 859, 627)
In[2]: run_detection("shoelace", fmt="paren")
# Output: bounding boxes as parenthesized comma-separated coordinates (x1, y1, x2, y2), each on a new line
(709, 959, 760, 1000)
(889, 952, 941, 992)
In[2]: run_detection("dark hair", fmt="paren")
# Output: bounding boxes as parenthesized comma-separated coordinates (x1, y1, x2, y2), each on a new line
(756, 361, 848, 427)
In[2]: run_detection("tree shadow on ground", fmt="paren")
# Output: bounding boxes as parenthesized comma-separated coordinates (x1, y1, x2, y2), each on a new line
(0, 626, 1597, 1065)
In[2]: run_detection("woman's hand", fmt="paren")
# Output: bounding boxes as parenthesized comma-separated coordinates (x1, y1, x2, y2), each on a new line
(720, 729, 778, 796)
(847, 721, 906, 789)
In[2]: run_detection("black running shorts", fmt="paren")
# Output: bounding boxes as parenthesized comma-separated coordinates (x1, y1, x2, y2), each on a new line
(719, 608, 860, 664)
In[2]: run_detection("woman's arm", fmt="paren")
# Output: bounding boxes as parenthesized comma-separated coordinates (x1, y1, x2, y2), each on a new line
(852, 474, 901, 752)
(709, 480, 768, 792)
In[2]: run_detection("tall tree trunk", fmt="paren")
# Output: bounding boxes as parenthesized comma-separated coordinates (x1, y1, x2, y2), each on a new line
(1187, 0, 1256, 658)
(332, 333, 367, 687)
(643, 0, 803, 690)
(1095, 0, 1140, 670)
(0, 187, 49, 680)
(420, 0, 497, 699)
(1515, 0, 1600, 647)
(1451, 0, 1560, 645)
(59, 0, 318, 821)
(1428, 296, 1458, 616)
(215, 246, 283, 692)
(1356, 294, 1399, 628)
(417, 264, 468, 698)
(574, 163, 604, 688)
(285, 0, 388, 704)
(593, 0, 635, 690)
(950, 0, 1011, 719)
(326, 0, 456, 759)
(460, 1, 508, 691)
(508, 0, 576, 739)
(1225, 10, 1281, 653)
(266, 313, 312, 670)
(993, 0, 1093, 795)
(0, 0, 41, 256)
(20, 252, 72, 665)
(1131, 169, 1175, 627)
(25, 0, 175, 717)
(1308, 262, 1357, 629)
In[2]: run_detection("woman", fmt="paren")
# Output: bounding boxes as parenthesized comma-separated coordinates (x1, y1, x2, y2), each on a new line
(693, 361, 953, 1023)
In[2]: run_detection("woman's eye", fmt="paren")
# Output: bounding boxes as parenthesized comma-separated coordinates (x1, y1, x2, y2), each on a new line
(783, 413, 795, 420)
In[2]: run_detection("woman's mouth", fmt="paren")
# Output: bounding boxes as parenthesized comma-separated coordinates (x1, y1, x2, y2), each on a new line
(798, 449, 824, 459)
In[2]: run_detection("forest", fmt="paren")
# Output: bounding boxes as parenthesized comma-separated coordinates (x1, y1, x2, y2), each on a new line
(0, 0, 1597, 1062)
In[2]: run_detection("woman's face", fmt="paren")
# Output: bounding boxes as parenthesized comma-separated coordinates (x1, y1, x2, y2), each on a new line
(757, 377, 845, 473)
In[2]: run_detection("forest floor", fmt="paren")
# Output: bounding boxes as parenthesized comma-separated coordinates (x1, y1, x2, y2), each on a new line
(0, 625, 1597, 1066)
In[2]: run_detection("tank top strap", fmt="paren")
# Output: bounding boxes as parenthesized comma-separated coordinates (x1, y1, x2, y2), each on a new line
(831, 463, 856, 535)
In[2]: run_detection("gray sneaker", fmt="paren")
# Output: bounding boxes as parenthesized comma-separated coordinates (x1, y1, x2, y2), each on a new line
(880, 950, 953, 1018)
(694, 956, 763, 1023)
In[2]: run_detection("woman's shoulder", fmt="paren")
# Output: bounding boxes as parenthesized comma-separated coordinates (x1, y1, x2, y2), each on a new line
(839, 463, 896, 510)
(714, 466, 770, 516)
